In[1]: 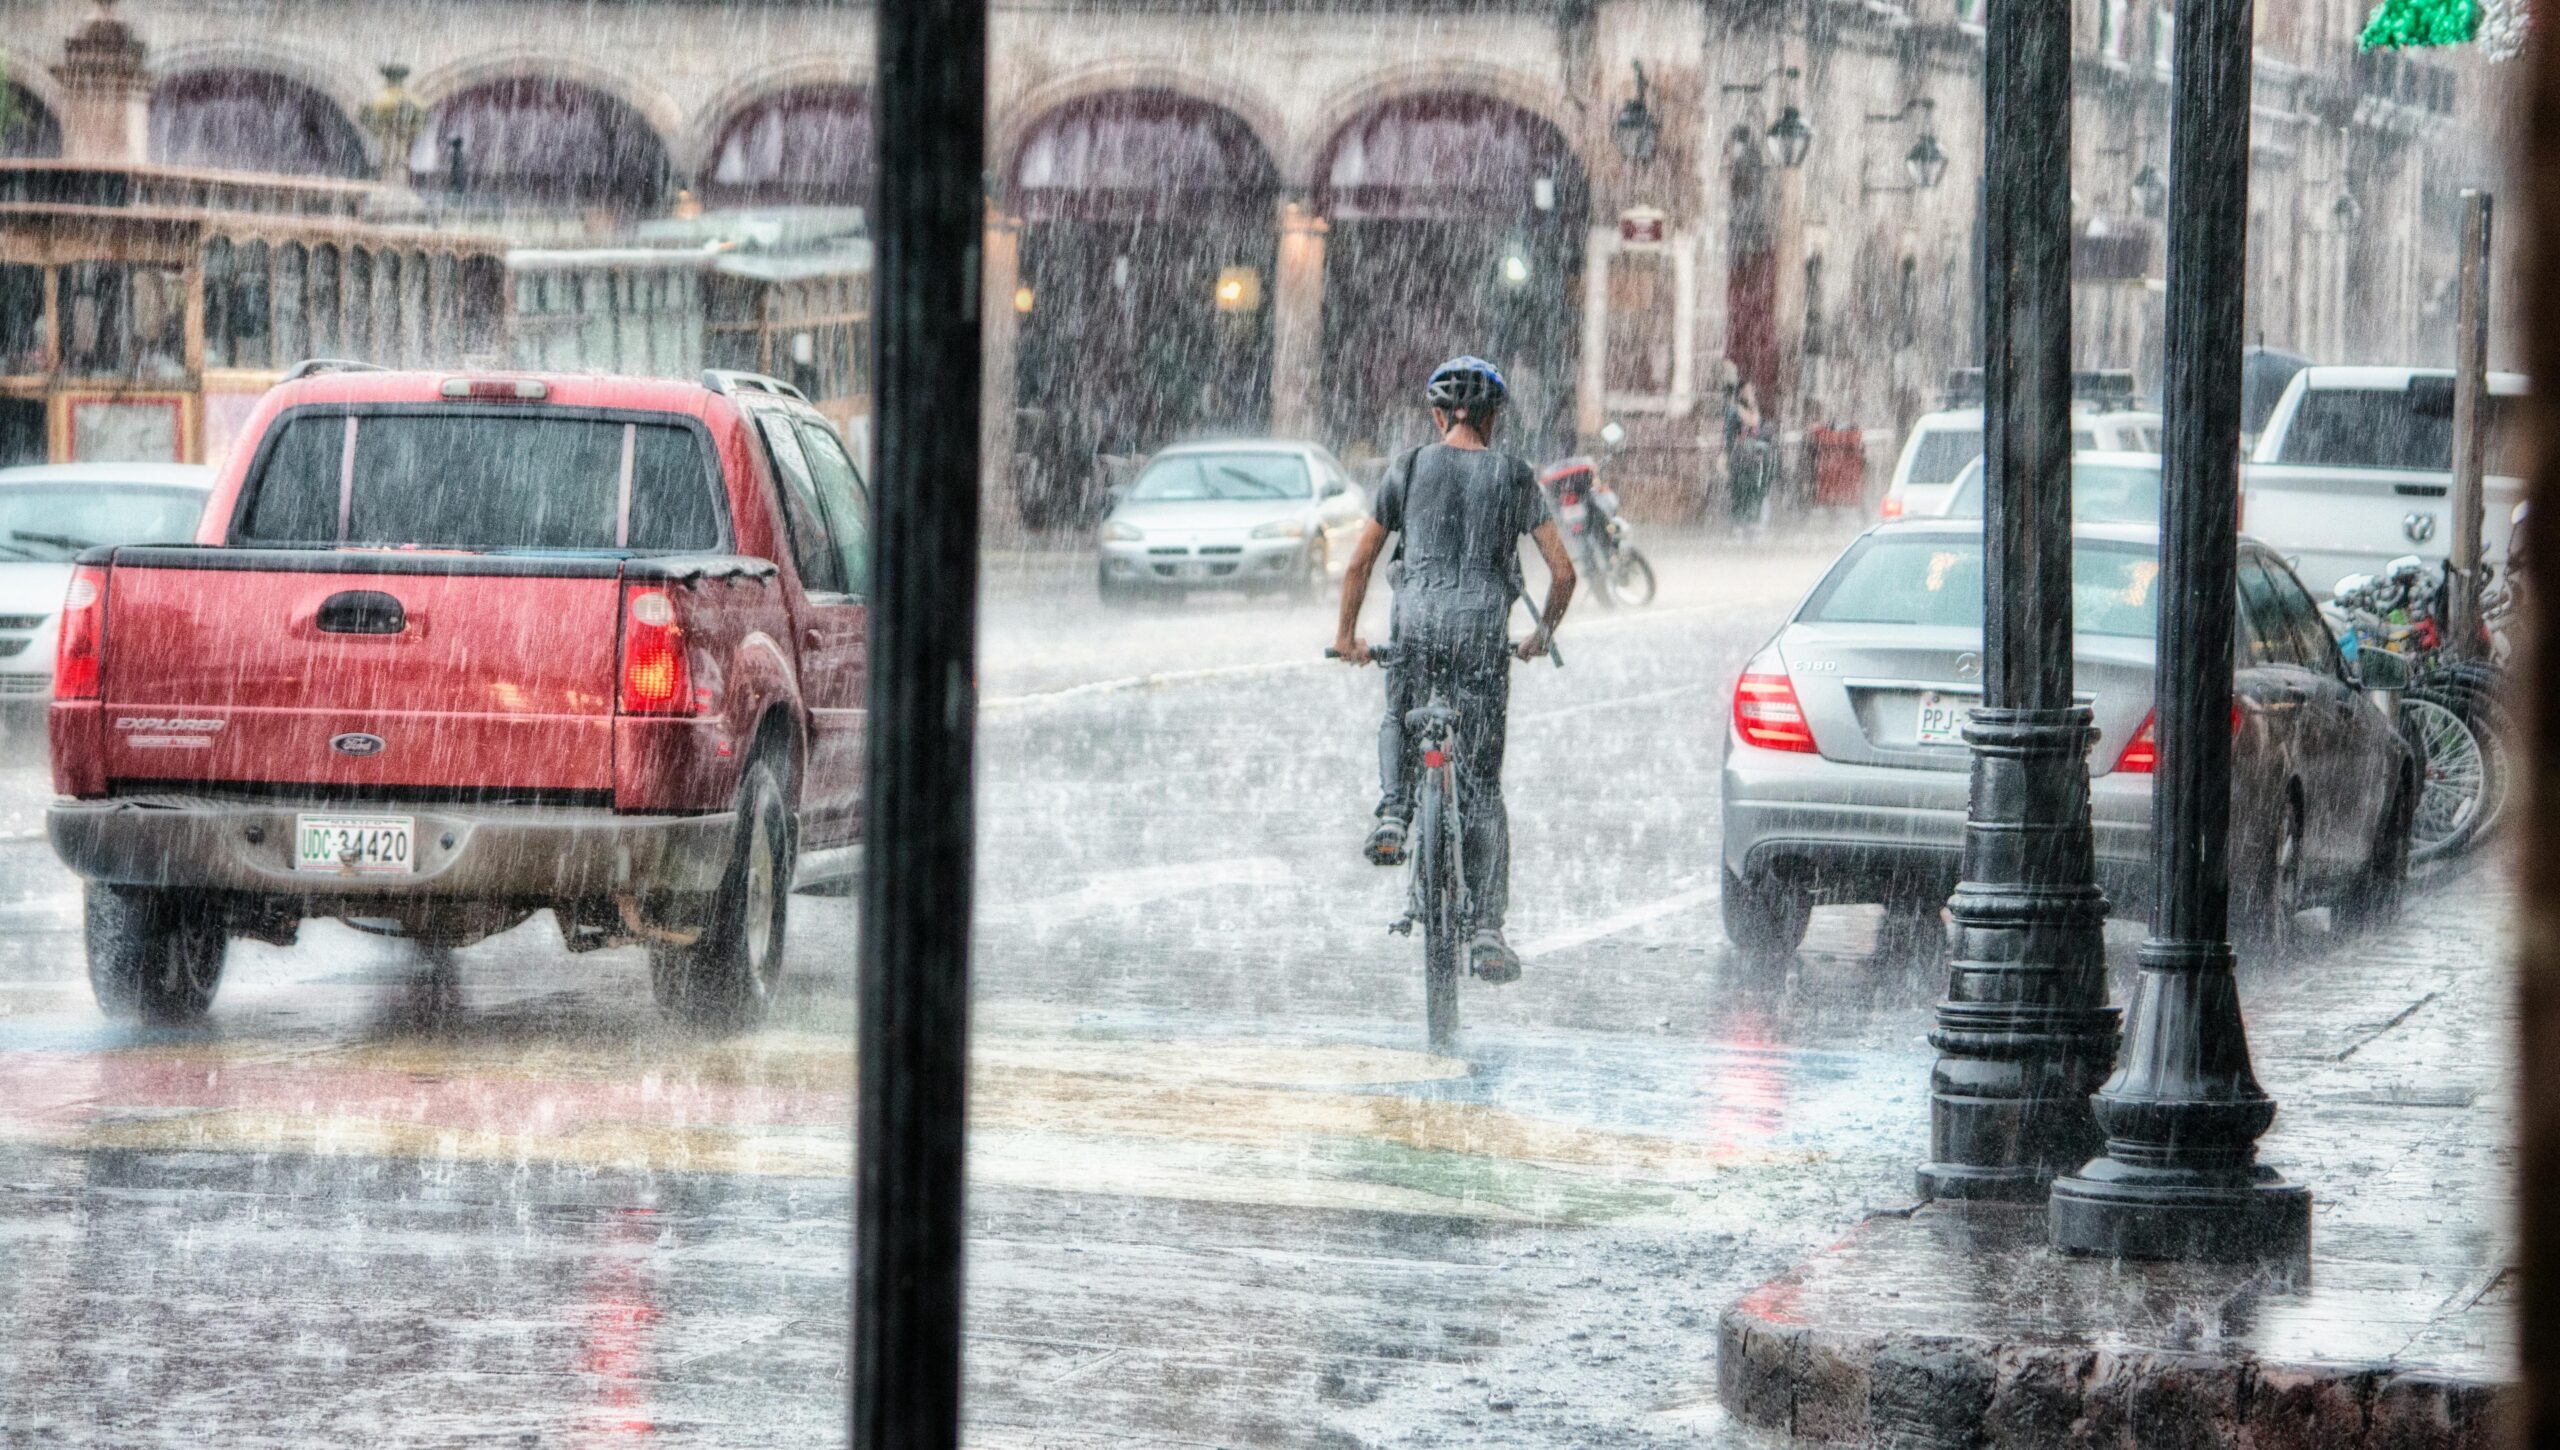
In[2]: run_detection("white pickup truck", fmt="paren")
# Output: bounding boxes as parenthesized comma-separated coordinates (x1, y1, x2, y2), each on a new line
(2240, 365, 2525, 596)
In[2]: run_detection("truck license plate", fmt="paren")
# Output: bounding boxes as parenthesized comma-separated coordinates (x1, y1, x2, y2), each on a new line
(1915, 693, 1969, 747)
(295, 814, 416, 875)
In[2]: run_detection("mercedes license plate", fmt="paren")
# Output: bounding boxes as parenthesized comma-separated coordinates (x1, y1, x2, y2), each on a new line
(1914, 693, 1969, 747)
(295, 813, 416, 875)
(1176, 563, 1209, 581)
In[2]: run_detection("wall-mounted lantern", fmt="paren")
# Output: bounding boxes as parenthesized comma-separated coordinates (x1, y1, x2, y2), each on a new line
(1721, 65, 1811, 170)
(1614, 62, 1662, 166)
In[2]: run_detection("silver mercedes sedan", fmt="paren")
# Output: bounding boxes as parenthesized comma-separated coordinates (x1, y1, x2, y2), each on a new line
(1095, 441, 1369, 604)
(1719, 519, 2418, 959)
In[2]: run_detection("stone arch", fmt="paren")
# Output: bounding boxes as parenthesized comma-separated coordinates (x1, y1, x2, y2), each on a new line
(0, 76, 63, 159)
(698, 82, 871, 209)
(1005, 86, 1280, 222)
(1289, 63, 1583, 188)
(410, 53, 684, 150)
(0, 51, 68, 125)
(993, 65, 1285, 206)
(149, 40, 371, 124)
(410, 70, 675, 211)
(685, 58, 869, 181)
(149, 67, 368, 177)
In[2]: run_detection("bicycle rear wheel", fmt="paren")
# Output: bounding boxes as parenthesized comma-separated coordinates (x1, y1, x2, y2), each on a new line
(1609, 550, 1657, 607)
(1415, 773, 1461, 1050)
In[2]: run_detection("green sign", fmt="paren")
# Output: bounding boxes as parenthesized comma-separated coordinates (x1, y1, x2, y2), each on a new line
(2359, 0, 2480, 48)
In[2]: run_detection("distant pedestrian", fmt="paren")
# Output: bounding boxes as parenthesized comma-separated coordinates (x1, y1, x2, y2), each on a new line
(1725, 381, 1772, 531)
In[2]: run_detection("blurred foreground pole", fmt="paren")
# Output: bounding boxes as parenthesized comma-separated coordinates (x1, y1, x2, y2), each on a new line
(1915, 0, 2118, 1203)
(2447, 191, 2491, 661)
(2049, 0, 2307, 1263)
(2513, 21, 2560, 1443)
(856, 0, 984, 1444)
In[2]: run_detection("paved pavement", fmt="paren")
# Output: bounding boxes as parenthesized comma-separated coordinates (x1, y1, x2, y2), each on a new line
(0, 523, 2510, 1447)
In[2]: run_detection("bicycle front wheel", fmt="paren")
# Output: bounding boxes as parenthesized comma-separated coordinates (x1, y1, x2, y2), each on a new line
(1415, 773, 1461, 1051)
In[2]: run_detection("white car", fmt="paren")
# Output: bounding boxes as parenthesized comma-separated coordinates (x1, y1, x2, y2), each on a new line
(2240, 365, 2526, 596)
(1096, 441, 1367, 604)
(0, 464, 215, 713)
(1880, 405, 2164, 521)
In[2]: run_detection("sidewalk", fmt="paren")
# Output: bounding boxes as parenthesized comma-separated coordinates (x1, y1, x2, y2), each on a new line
(1716, 864, 2515, 1448)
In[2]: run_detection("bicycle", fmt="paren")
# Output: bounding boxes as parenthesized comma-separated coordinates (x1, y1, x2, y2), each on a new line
(1331, 631, 1559, 1048)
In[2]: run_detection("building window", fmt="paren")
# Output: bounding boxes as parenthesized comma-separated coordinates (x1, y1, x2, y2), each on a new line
(2153, 4, 2176, 70)
(274, 243, 309, 363)
(0, 264, 45, 373)
(1953, 0, 1982, 24)
(308, 244, 342, 357)
(61, 262, 186, 380)
(2100, 0, 2133, 61)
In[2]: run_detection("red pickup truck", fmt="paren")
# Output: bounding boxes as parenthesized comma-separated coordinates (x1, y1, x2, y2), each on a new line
(47, 368, 873, 1028)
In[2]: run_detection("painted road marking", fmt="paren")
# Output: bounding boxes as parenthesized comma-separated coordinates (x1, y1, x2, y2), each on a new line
(1518, 877, 1721, 958)
(1515, 681, 1712, 726)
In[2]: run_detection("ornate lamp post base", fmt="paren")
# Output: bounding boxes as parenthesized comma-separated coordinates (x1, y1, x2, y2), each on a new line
(2049, 1160, 2309, 1264)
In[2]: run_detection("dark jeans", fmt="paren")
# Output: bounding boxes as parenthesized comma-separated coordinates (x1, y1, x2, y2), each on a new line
(1376, 617, 1511, 931)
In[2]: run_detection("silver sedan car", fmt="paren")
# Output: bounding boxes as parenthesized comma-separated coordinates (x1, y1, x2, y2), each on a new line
(1719, 519, 2418, 958)
(1096, 441, 1368, 604)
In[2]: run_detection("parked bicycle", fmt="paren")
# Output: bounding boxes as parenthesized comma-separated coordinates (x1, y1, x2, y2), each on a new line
(1329, 638, 1556, 1047)
(2325, 555, 2512, 864)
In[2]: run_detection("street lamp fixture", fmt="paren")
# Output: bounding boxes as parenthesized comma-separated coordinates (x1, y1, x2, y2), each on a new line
(1721, 64, 1810, 170)
(1613, 61, 1661, 166)
(1860, 97, 1946, 195)
(2131, 163, 2168, 218)
(1767, 106, 1815, 170)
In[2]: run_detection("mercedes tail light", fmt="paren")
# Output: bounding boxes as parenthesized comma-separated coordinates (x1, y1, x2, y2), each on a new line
(617, 585, 695, 716)
(55, 564, 105, 701)
(2112, 704, 2243, 774)
(1734, 671, 1816, 753)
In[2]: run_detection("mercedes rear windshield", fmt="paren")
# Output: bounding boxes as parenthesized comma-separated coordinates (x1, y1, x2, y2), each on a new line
(1802, 534, 2162, 639)
(230, 411, 726, 552)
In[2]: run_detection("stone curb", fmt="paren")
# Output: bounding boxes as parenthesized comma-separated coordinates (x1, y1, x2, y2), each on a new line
(1717, 1275, 2512, 1449)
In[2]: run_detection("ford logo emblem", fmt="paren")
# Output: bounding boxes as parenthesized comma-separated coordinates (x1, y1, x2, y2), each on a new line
(330, 732, 387, 758)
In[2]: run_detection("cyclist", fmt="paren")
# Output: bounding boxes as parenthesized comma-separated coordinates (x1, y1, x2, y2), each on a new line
(1332, 356, 1577, 984)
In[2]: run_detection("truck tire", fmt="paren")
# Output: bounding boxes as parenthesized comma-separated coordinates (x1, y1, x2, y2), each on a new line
(652, 753, 795, 1030)
(86, 884, 226, 1023)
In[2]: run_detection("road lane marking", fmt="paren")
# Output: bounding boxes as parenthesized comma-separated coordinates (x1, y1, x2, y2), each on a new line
(1518, 878, 1721, 958)
(1514, 682, 1712, 726)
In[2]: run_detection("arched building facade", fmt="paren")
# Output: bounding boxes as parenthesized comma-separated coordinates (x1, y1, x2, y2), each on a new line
(3, 0, 2513, 517)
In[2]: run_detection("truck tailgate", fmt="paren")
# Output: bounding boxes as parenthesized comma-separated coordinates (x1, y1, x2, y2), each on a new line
(98, 552, 623, 793)
(2242, 463, 2521, 592)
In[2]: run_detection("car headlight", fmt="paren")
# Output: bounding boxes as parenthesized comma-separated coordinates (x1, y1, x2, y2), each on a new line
(1103, 521, 1143, 542)
(1250, 518, 1309, 540)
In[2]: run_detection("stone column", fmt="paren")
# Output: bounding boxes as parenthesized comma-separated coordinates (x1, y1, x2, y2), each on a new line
(50, 2, 150, 167)
(981, 209, 1023, 534)
(1271, 199, 1328, 439)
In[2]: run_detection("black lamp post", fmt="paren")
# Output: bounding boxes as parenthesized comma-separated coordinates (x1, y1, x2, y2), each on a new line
(1615, 61, 1661, 166)
(2048, 0, 2310, 1266)
(855, 0, 986, 1439)
(1914, 0, 2120, 1205)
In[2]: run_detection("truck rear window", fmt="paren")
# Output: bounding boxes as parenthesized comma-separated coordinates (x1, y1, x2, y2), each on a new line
(234, 413, 723, 551)
(2275, 386, 2523, 474)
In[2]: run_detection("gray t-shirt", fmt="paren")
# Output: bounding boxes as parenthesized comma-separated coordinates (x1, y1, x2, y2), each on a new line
(1373, 444, 1547, 623)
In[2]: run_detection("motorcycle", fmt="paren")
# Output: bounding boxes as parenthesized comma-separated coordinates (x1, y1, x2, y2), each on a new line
(1539, 456, 1656, 608)
(2324, 555, 2511, 864)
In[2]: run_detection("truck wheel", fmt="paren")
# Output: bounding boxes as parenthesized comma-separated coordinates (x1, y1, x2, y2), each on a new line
(86, 885, 226, 1023)
(652, 753, 795, 1030)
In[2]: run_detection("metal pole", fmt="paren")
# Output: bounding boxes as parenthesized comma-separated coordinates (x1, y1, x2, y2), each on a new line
(1915, 0, 2118, 1204)
(856, 0, 985, 1441)
(2049, 0, 2308, 1264)
(2448, 190, 2492, 661)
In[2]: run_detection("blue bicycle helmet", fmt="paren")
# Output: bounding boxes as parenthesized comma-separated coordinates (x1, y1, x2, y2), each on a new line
(1425, 355, 1509, 414)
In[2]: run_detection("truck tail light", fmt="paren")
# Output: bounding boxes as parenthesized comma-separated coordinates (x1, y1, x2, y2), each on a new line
(1734, 671, 1817, 753)
(55, 565, 105, 701)
(1880, 494, 1906, 520)
(617, 586, 694, 716)
(2112, 704, 2244, 774)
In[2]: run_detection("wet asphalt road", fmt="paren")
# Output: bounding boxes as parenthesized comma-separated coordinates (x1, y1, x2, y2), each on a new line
(0, 527, 2486, 1447)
